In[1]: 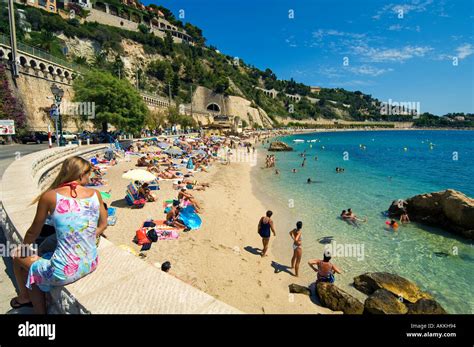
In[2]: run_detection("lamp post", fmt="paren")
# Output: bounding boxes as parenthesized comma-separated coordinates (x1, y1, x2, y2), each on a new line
(51, 84, 65, 146)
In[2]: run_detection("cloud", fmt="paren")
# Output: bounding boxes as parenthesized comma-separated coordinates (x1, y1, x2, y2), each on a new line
(436, 44, 474, 61)
(312, 29, 365, 41)
(285, 35, 297, 48)
(352, 44, 433, 62)
(388, 24, 421, 32)
(456, 44, 474, 59)
(346, 65, 394, 76)
(373, 0, 433, 20)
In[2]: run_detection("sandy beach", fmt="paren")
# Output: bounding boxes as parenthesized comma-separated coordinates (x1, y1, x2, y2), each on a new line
(101, 149, 335, 314)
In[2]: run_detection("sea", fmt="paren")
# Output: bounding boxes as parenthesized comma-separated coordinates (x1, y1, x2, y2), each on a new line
(253, 130, 474, 313)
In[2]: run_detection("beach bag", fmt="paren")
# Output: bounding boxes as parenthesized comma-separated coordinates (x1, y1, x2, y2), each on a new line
(147, 229, 158, 242)
(135, 228, 150, 245)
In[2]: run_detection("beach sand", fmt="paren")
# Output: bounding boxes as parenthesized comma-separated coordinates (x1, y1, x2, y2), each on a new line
(101, 154, 336, 314)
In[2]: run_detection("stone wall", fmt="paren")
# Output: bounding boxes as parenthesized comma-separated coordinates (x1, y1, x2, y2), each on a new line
(191, 86, 274, 128)
(6, 72, 94, 132)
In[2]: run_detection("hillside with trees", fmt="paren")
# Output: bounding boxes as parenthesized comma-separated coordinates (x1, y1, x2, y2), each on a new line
(1, 2, 471, 131)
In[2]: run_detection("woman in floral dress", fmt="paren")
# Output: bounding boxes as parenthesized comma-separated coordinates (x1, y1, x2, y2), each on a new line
(10, 156, 108, 314)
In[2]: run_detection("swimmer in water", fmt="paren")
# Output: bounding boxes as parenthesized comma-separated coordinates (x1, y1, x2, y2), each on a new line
(400, 211, 410, 224)
(307, 178, 313, 184)
(275, 169, 280, 175)
(292, 168, 297, 173)
(302, 158, 306, 167)
(388, 219, 399, 230)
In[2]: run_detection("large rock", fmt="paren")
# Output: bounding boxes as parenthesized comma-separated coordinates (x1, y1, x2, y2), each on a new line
(289, 283, 311, 296)
(406, 189, 474, 239)
(353, 272, 432, 304)
(406, 298, 447, 314)
(268, 141, 293, 152)
(364, 289, 408, 314)
(316, 282, 364, 314)
(387, 199, 408, 217)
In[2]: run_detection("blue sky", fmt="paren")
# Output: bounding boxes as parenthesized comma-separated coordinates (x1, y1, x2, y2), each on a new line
(143, 0, 474, 115)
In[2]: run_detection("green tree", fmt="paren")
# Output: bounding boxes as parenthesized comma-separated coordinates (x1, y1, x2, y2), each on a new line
(147, 60, 172, 81)
(171, 72, 180, 97)
(73, 70, 148, 132)
(163, 31, 174, 55)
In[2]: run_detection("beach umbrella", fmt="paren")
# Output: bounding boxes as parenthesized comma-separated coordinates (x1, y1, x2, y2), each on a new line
(157, 142, 170, 149)
(122, 169, 157, 182)
(166, 146, 184, 156)
(191, 149, 207, 157)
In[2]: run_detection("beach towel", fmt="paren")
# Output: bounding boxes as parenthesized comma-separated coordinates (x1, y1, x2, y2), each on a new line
(107, 207, 117, 226)
(179, 205, 202, 230)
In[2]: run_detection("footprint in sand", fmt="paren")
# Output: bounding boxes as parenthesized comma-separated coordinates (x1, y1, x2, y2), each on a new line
(257, 280, 262, 287)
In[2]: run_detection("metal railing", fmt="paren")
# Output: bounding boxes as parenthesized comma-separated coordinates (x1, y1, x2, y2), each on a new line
(0, 33, 88, 74)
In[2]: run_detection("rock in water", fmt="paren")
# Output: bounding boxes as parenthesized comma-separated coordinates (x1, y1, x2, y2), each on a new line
(289, 283, 311, 296)
(316, 282, 364, 314)
(364, 289, 408, 314)
(406, 189, 474, 239)
(406, 298, 447, 314)
(268, 141, 293, 152)
(353, 272, 432, 304)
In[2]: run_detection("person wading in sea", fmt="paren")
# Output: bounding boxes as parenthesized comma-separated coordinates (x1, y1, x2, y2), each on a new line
(257, 211, 276, 257)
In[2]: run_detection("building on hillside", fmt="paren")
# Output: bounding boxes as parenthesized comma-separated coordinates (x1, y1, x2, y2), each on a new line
(15, 0, 57, 13)
(61, 0, 92, 9)
(310, 86, 321, 94)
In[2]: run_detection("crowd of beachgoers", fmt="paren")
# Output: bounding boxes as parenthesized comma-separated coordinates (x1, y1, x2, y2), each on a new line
(9, 128, 357, 314)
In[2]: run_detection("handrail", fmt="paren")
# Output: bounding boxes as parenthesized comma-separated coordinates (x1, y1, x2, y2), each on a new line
(0, 33, 88, 74)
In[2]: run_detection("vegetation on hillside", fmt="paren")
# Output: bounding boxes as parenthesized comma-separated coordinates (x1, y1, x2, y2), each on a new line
(1, 4, 471, 129)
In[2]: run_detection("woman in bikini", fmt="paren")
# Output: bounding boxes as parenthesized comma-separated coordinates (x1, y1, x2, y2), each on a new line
(308, 252, 342, 283)
(289, 221, 303, 277)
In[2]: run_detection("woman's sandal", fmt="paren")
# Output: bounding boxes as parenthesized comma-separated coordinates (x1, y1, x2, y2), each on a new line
(10, 297, 33, 309)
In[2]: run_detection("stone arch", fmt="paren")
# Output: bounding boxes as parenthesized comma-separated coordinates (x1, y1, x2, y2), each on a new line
(48, 65, 55, 75)
(7, 52, 12, 61)
(29, 59, 37, 69)
(109, 5, 119, 16)
(95, 1, 107, 12)
(39, 62, 47, 71)
(19, 56, 27, 67)
(56, 68, 63, 76)
(0, 48, 5, 59)
(206, 103, 221, 113)
(64, 70, 70, 78)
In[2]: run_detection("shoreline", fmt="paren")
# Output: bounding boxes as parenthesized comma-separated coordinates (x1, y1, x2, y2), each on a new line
(103, 155, 335, 314)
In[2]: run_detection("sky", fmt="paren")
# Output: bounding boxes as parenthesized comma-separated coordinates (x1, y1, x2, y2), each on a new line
(143, 0, 474, 115)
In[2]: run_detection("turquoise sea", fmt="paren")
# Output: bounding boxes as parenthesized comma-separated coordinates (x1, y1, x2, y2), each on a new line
(253, 130, 474, 313)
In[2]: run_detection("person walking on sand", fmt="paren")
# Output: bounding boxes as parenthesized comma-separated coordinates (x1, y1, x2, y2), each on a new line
(257, 211, 276, 257)
(289, 221, 303, 277)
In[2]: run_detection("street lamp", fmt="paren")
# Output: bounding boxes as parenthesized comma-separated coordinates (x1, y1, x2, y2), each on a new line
(51, 83, 65, 146)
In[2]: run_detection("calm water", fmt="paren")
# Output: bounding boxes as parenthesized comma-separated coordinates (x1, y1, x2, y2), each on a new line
(254, 130, 474, 313)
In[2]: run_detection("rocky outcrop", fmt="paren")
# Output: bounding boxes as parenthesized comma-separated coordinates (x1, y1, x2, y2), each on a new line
(406, 298, 447, 314)
(316, 282, 364, 314)
(353, 272, 432, 304)
(364, 289, 408, 314)
(289, 283, 312, 296)
(268, 141, 293, 152)
(405, 190, 474, 239)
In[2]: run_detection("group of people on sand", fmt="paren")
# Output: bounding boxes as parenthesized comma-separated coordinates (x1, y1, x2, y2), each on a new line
(257, 211, 342, 283)
(335, 167, 345, 173)
(265, 155, 276, 168)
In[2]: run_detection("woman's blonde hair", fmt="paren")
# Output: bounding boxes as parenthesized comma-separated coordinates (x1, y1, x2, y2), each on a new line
(32, 156, 92, 204)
